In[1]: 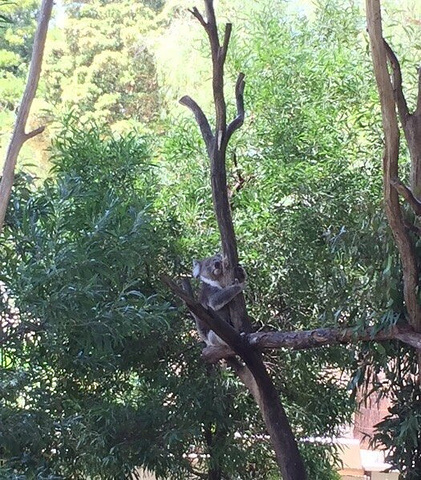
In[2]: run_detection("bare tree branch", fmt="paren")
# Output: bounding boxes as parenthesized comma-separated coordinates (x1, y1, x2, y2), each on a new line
(220, 23, 232, 65)
(185, 3, 249, 333)
(203, 0, 219, 59)
(383, 39, 410, 125)
(201, 327, 421, 362)
(188, 7, 208, 31)
(391, 178, 421, 216)
(249, 325, 418, 349)
(179, 95, 214, 154)
(193, 314, 421, 362)
(0, 0, 54, 232)
(395, 330, 421, 350)
(225, 73, 246, 147)
(25, 125, 46, 141)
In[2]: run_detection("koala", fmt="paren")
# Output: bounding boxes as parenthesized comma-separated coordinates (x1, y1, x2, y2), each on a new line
(192, 254, 246, 346)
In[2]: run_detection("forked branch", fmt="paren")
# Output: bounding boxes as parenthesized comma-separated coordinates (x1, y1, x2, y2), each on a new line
(366, 0, 421, 331)
(181, 1, 249, 332)
(391, 178, 421, 216)
(188, 7, 208, 31)
(177, 4, 308, 477)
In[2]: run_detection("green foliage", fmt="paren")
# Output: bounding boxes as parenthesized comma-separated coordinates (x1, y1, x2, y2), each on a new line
(0, 1, 12, 26)
(0, 122, 177, 478)
(0, 0, 39, 64)
(372, 349, 421, 479)
(0, 0, 39, 110)
(43, 1, 161, 128)
(2, 0, 421, 477)
(156, 1, 387, 476)
(141, 0, 166, 12)
(0, 121, 290, 479)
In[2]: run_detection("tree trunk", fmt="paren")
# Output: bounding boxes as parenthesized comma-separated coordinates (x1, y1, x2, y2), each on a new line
(177, 2, 308, 478)
(0, 0, 53, 232)
(366, 0, 421, 334)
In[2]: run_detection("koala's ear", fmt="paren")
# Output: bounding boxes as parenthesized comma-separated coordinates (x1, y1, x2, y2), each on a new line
(192, 260, 201, 278)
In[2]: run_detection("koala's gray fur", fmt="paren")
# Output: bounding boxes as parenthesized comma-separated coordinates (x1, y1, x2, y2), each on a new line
(192, 254, 246, 346)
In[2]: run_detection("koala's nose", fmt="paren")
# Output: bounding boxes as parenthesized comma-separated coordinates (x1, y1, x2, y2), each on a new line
(214, 261, 221, 269)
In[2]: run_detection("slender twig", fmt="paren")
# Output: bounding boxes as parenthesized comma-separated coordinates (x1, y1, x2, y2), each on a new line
(25, 126, 46, 141)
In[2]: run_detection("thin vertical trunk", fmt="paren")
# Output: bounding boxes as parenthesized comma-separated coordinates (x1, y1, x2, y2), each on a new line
(0, 0, 53, 231)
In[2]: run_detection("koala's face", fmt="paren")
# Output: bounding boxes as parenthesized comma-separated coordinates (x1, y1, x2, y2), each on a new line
(193, 254, 224, 281)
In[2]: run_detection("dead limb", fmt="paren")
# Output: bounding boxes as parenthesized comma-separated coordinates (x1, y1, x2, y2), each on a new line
(180, 1, 249, 333)
(177, 4, 308, 476)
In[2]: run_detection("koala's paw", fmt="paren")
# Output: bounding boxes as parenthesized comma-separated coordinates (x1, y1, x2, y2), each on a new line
(234, 264, 247, 284)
